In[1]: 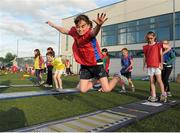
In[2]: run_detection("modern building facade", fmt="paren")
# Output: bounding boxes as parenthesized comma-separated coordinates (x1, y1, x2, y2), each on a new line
(61, 0, 180, 77)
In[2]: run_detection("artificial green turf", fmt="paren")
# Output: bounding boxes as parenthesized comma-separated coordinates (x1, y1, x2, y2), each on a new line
(0, 73, 180, 131)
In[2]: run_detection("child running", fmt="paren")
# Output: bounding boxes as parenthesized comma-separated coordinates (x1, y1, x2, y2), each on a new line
(34, 49, 45, 85)
(47, 52, 65, 90)
(46, 13, 128, 93)
(119, 48, 135, 93)
(143, 31, 171, 102)
(162, 40, 176, 97)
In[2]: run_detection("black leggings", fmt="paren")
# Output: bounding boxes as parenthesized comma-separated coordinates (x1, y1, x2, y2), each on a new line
(46, 66, 53, 85)
(162, 66, 172, 92)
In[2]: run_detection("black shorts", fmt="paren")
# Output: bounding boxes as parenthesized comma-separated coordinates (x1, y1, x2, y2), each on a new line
(80, 65, 107, 80)
(121, 72, 131, 79)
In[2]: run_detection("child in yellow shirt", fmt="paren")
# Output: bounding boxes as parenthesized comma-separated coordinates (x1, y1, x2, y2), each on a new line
(34, 49, 45, 85)
(47, 52, 65, 90)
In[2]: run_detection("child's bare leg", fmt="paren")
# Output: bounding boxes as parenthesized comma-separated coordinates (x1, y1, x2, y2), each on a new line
(155, 74, 165, 94)
(99, 77, 120, 92)
(150, 76, 156, 97)
(57, 73, 62, 89)
(79, 79, 93, 93)
(53, 72, 59, 89)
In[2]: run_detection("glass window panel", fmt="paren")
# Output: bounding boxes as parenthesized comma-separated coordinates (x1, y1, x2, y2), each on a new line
(136, 31, 147, 43)
(118, 23, 127, 28)
(175, 12, 180, 19)
(127, 32, 136, 44)
(127, 26, 137, 32)
(175, 26, 180, 39)
(102, 35, 117, 46)
(139, 18, 150, 25)
(156, 14, 171, 22)
(157, 27, 170, 40)
(118, 28, 127, 33)
(118, 33, 126, 44)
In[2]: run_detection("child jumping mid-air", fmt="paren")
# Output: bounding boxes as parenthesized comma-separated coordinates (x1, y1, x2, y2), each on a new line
(47, 13, 129, 93)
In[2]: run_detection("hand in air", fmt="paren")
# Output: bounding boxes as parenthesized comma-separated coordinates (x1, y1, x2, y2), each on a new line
(46, 21, 55, 27)
(93, 13, 108, 26)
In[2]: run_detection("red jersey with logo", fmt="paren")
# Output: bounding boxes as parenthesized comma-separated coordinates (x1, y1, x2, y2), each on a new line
(143, 42, 163, 68)
(68, 27, 102, 66)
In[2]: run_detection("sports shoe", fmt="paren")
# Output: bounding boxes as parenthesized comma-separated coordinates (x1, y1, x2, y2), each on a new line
(148, 96, 158, 102)
(131, 86, 135, 92)
(44, 84, 53, 88)
(160, 94, 167, 103)
(167, 92, 172, 97)
(114, 72, 129, 86)
(119, 89, 126, 93)
(39, 81, 45, 85)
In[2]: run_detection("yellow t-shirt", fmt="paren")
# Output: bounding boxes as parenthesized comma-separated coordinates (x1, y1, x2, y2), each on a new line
(52, 57, 65, 70)
(34, 56, 45, 69)
(34, 56, 39, 69)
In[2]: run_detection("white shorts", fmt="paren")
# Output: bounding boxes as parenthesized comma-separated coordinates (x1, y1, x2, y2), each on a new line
(55, 70, 64, 74)
(147, 67, 161, 76)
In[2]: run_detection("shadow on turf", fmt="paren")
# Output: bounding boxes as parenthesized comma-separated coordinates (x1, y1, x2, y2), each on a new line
(0, 80, 11, 93)
(0, 107, 28, 132)
(53, 94, 75, 101)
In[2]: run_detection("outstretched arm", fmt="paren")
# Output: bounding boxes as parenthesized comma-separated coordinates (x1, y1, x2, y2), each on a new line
(46, 21, 69, 35)
(91, 13, 108, 37)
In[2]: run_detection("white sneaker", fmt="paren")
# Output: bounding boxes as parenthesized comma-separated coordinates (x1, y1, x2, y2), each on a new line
(114, 72, 129, 86)
(119, 89, 126, 93)
(39, 81, 45, 85)
(167, 92, 172, 97)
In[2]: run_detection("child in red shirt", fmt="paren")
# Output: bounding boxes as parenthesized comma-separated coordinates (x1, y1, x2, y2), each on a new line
(143, 31, 170, 102)
(47, 13, 128, 93)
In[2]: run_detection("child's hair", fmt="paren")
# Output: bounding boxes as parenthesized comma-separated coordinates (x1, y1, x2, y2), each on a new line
(34, 49, 40, 59)
(74, 14, 93, 28)
(47, 47, 53, 51)
(121, 48, 128, 52)
(102, 48, 108, 53)
(145, 31, 157, 41)
(102, 48, 109, 56)
(163, 40, 169, 44)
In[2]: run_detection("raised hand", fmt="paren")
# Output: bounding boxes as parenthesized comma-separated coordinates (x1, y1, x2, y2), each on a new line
(93, 13, 108, 26)
(46, 21, 55, 27)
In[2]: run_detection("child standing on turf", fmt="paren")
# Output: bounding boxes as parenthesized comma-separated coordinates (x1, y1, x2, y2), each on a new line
(47, 52, 65, 90)
(101, 48, 110, 76)
(34, 49, 45, 85)
(44, 47, 55, 88)
(120, 48, 135, 93)
(143, 31, 170, 102)
(162, 40, 176, 97)
(47, 13, 129, 93)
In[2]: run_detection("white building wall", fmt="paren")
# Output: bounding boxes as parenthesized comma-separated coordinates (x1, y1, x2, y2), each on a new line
(61, 0, 180, 75)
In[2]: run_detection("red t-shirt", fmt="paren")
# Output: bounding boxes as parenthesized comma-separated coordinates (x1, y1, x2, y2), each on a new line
(68, 27, 102, 66)
(143, 42, 163, 68)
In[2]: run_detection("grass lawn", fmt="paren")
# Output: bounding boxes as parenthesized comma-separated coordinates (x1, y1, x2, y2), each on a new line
(0, 73, 180, 131)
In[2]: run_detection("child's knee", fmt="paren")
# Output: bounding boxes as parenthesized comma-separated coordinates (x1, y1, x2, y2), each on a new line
(101, 87, 111, 92)
(79, 87, 88, 93)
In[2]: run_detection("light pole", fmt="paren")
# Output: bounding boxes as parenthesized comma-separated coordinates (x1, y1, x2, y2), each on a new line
(173, 0, 176, 81)
(17, 40, 19, 58)
(58, 32, 61, 56)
